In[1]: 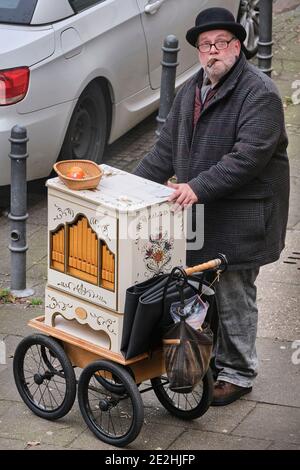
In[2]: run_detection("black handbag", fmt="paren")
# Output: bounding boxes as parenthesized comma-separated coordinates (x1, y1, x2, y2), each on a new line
(121, 270, 203, 359)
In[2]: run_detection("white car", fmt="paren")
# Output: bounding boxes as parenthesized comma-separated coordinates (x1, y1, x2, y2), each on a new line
(0, 0, 259, 186)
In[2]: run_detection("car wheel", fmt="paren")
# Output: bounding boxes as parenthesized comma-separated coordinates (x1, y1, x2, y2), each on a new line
(238, 0, 260, 59)
(59, 82, 107, 163)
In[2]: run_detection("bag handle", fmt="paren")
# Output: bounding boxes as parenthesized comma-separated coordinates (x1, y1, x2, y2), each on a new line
(164, 268, 199, 320)
(162, 266, 188, 318)
(176, 278, 187, 320)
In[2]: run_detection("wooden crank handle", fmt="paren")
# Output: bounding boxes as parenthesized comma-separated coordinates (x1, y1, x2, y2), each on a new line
(185, 258, 222, 275)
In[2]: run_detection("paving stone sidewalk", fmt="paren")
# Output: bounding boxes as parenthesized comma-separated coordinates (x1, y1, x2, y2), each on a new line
(0, 4, 299, 451)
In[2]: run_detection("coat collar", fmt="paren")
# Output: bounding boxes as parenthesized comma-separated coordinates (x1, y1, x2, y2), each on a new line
(203, 52, 247, 108)
(178, 53, 247, 180)
(183, 52, 247, 120)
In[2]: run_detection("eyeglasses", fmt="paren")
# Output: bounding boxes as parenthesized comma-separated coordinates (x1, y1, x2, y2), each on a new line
(197, 37, 236, 53)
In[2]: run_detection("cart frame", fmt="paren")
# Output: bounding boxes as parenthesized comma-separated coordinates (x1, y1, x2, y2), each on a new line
(13, 257, 226, 447)
(28, 315, 165, 384)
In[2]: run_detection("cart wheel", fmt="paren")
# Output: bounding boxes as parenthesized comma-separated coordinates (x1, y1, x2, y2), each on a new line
(151, 367, 214, 420)
(78, 360, 144, 447)
(13, 334, 76, 420)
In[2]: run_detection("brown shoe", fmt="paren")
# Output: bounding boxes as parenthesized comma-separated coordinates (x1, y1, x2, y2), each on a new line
(211, 380, 252, 406)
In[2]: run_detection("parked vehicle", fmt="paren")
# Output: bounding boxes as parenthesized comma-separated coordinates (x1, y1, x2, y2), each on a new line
(0, 0, 259, 186)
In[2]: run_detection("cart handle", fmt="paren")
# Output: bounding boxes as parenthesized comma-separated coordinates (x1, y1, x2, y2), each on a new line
(185, 257, 223, 275)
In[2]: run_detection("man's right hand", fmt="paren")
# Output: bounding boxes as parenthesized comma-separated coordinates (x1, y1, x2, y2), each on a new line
(167, 181, 198, 211)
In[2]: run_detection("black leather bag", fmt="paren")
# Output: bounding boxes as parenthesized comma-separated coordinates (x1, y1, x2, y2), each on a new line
(121, 273, 198, 359)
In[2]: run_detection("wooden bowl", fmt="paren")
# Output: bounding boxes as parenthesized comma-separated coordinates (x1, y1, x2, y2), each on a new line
(53, 160, 102, 190)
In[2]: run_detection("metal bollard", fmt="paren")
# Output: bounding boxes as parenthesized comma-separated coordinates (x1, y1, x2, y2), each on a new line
(257, 0, 273, 76)
(156, 35, 180, 137)
(8, 125, 34, 297)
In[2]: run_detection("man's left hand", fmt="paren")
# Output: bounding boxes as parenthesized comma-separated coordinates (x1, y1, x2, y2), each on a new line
(167, 181, 198, 210)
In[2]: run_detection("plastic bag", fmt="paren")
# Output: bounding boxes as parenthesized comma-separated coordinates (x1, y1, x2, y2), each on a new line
(163, 320, 213, 393)
(170, 294, 209, 330)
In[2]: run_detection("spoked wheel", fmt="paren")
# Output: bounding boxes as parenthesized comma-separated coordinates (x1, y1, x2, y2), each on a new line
(78, 360, 144, 447)
(151, 368, 214, 420)
(13, 334, 76, 420)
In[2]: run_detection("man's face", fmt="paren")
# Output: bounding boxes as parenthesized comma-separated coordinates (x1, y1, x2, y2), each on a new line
(197, 29, 241, 84)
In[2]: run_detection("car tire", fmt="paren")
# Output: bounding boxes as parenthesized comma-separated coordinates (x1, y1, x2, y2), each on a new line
(59, 82, 108, 163)
(238, 0, 260, 59)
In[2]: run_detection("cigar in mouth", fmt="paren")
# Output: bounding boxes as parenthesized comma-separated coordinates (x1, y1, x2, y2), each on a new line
(207, 58, 218, 68)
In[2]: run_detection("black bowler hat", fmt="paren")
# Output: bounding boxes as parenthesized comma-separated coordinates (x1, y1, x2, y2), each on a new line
(186, 7, 246, 47)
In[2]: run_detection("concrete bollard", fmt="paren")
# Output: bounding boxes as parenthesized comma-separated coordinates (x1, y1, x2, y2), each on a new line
(156, 35, 180, 137)
(257, 0, 273, 76)
(8, 125, 34, 297)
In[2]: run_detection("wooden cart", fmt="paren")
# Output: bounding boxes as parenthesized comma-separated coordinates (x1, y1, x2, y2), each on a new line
(13, 166, 226, 446)
(13, 259, 222, 447)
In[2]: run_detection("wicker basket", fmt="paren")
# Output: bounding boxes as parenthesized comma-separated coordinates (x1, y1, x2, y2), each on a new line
(53, 160, 103, 190)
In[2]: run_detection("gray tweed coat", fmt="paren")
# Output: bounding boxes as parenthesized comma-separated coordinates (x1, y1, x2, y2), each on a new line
(134, 53, 290, 270)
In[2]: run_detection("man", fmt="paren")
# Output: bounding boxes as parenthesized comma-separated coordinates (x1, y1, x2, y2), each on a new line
(134, 7, 289, 405)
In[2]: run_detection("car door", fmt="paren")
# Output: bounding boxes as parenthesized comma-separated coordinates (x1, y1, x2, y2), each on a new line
(136, 0, 239, 90)
(36, 0, 149, 109)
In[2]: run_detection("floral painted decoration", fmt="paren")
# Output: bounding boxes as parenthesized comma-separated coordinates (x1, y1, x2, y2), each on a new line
(143, 231, 174, 276)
